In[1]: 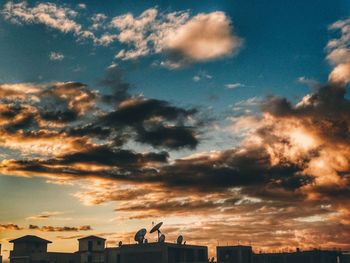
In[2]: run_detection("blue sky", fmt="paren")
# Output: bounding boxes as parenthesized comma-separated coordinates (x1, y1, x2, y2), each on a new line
(0, 0, 350, 260)
(1, 0, 348, 108)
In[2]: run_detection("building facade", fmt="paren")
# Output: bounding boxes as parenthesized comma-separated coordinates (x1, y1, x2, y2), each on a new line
(106, 242, 208, 263)
(77, 236, 105, 263)
(7, 235, 349, 263)
(217, 246, 253, 263)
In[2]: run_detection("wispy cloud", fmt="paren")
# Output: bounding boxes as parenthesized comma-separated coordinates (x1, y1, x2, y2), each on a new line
(49, 52, 64, 61)
(26, 211, 66, 220)
(192, 71, 212, 82)
(225, 83, 245, 89)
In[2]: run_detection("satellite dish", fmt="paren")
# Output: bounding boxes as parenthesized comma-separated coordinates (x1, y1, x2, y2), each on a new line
(150, 222, 163, 233)
(150, 222, 163, 242)
(159, 234, 165, 243)
(134, 228, 147, 244)
(176, 235, 183, 245)
(118, 241, 122, 247)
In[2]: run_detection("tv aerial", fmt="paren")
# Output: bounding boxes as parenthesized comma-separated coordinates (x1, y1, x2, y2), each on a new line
(134, 228, 147, 244)
(159, 234, 165, 243)
(150, 222, 163, 242)
(176, 235, 183, 245)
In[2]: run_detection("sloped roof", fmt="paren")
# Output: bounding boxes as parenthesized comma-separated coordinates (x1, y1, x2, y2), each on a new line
(78, 235, 106, 241)
(9, 235, 52, 244)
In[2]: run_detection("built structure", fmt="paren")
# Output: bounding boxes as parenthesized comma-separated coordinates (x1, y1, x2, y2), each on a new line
(6, 234, 349, 263)
(106, 242, 208, 263)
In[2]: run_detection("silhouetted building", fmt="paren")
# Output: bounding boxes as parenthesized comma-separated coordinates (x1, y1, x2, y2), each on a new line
(78, 236, 105, 263)
(105, 242, 208, 263)
(9, 235, 79, 263)
(341, 252, 350, 263)
(0, 243, 3, 263)
(7, 234, 350, 263)
(217, 245, 253, 263)
(252, 249, 341, 263)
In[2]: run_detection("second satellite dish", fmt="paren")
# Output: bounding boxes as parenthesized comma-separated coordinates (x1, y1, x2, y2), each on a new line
(134, 228, 147, 244)
(176, 235, 183, 245)
(150, 222, 163, 234)
(150, 222, 164, 242)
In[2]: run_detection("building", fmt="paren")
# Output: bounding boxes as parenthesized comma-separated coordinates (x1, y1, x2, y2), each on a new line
(105, 242, 208, 263)
(77, 236, 105, 263)
(341, 252, 350, 263)
(1, 243, 3, 263)
(7, 234, 349, 263)
(217, 245, 253, 263)
(9, 235, 52, 263)
(9, 235, 79, 263)
(252, 249, 341, 263)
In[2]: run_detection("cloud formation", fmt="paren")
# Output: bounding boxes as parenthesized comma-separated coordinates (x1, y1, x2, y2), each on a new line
(29, 225, 92, 232)
(162, 12, 242, 67)
(327, 18, 350, 85)
(0, 13, 350, 252)
(1, 3, 242, 67)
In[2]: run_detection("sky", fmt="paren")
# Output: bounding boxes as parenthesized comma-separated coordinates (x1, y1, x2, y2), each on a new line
(0, 0, 350, 260)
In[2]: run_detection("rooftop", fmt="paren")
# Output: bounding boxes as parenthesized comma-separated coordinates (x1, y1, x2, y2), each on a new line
(78, 235, 106, 241)
(9, 235, 52, 244)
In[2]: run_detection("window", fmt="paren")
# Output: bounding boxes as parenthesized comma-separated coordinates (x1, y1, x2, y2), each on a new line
(88, 241, 93, 251)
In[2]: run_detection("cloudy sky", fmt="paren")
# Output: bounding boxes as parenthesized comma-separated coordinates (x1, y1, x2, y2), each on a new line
(0, 0, 350, 260)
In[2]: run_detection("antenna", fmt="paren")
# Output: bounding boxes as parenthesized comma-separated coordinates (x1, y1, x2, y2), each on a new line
(177, 235, 183, 245)
(149, 222, 163, 242)
(159, 234, 165, 243)
(134, 228, 147, 244)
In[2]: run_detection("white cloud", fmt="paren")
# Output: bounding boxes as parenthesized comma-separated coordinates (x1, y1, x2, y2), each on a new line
(225, 83, 244, 89)
(297, 76, 319, 87)
(192, 71, 212, 82)
(163, 12, 242, 63)
(49, 51, 64, 61)
(327, 17, 350, 85)
(2, 3, 243, 67)
(90, 13, 107, 30)
(2, 1, 95, 41)
(109, 8, 242, 65)
(329, 62, 350, 85)
(77, 3, 87, 10)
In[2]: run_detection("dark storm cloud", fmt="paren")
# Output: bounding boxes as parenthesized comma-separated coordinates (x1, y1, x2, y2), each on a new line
(49, 145, 169, 167)
(99, 98, 198, 149)
(135, 125, 198, 149)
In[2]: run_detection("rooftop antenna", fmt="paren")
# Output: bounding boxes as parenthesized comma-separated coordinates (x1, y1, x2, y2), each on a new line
(176, 235, 183, 245)
(150, 222, 163, 242)
(159, 234, 165, 243)
(134, 228, 147, 244)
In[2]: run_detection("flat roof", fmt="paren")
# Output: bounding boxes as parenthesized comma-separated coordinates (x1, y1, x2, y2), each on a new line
(9, 235, 52, 244)
(118, 242, 207, 249)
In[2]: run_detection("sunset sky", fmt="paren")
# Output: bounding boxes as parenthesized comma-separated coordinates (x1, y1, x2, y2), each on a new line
(0, 0, 350, 260)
